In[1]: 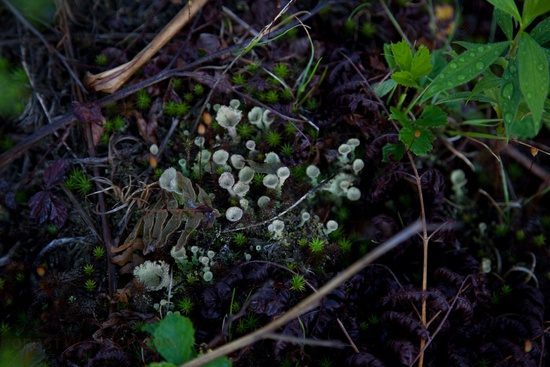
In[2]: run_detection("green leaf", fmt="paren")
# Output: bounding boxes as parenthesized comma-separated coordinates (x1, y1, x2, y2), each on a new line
(382, 142, 406, 162)
(508, 104, 544, 138)
(150, 313, 195, 364)
(374, 79, 397, 97)
(499, 58, 522, 137)
(487, 0, 521, 23)
(435, 92, 498, 105)
(530, 17, 550, 45)
(399, 124, 436, 156)
(203, 357, 233, 367)
(389, 106, 410, 125)
(410, 45, 433, 78)
(391, 40, 412, 71)
(423, 41, 510, 101)
(383, 43, 395, 69)
(494, 8, 514, 40)
(148, 363, 177, 367)
(470, 72, 502, 96)
(522, 0, 550, 28)
(417, 105, 447, 127)
(518, 32, 549, 126)
(391, 70, 418, 87)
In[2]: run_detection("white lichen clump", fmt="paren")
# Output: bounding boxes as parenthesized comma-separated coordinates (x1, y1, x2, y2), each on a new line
(133, 260, 171, 291)
(216, 102, 242, 142)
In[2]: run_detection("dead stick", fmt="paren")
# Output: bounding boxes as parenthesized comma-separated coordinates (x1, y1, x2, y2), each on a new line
(84, 0, 209, 93)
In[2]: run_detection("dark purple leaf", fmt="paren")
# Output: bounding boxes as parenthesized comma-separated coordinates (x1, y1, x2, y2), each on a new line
(44, 159, 69, 188)
(29, 191, 68, 227)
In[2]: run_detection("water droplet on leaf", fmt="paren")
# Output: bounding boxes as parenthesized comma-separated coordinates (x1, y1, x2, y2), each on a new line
(504, 113, 514, 123)
(478, 46, 485, 52)
(475, 62, 484, 70)
(449, 62, 457, 70)
(501, 83, 514, 99)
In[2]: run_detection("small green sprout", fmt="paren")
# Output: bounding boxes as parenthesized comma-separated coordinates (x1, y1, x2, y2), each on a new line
(344, 19, 356, 34)
(281, 143, 293, 157)
(193, 84, 204, 95)
(83, 264, 95, 276)
(104, 116, 125, 134)
(45, 224, 59, 235)
(176, 297, 195, 315)
(265, 90, 279, 103)
(0, 322, 10, 335)
(273, 63, 289, 79)
(246, 61, 261, 74)
(181, 92, 193, 103)
(319, 357, 333, 367)
(236, 313, 261, 334)
(280, 88, 293, 102)
(305, 97, 319, 111)
(135, 89, 151, 110)
(233, 232, 247, 246)
(290, 274, 306, 292)
(92, 246, 105, 259)
(237, 123, 254, 139)
(534, 234, 546, 247)
(95, 54, 108, 66)
(309, 237, 325, 253)
(171, 78, 182, 90)
(232, 74, 247, 85)
(164, 101, 190, 117)
(338, 237, 352, 253)
(515, 230, 526, 241)
(360, 23, 376, 38)
(265, 131, 282, 148)
(65, 169, 93, 195)
(252, 173, 264, 185)
(84, 279, 97, 292)
(15, 273, 24, 282)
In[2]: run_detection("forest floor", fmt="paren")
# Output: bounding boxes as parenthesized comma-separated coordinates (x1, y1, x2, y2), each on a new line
(1, 1, 549, 366)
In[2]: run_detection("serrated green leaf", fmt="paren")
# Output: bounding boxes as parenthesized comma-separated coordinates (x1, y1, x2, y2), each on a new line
(374, 79, 397, 97)
(487, 0, 521, 23)
(411, 45, 432, 78)
(399, 125, 436, 156)
(391, 40, 412, 71)
(494, 8, 514, 40)
(152, 313, 195, 364)
(417, 105, 447, 127)
(389, 106, 410, 125)
(522, 0, 550, 28)
(382, 142, 406, 162)
(530, 17, 550, 45)
(391, 70, 418, 87)
(423, 41, 510, 102)
(518, 32, 549, 126)
(499, 58, 522, 138)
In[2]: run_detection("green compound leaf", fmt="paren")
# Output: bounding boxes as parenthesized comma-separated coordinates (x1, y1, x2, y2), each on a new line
(374, 79, 397, 97)
(487, 0, 521, 23)
(522, 0, 550, 28)
(518, 32, 549, 126)
(410, 45, 433, 78)
(423, 41, 510, 102)
(203, 357, 233, 367)
(391, 40, 412, 71)
(530, 17, 550, 45)
(392, 70, 418, 87)
(494, 8, 514, 40)
(399, 124, 436, 156)
(389, 106, 409, 125)
(147, 313, 195, 365)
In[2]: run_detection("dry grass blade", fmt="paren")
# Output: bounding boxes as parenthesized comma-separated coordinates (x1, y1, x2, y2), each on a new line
(180, 220, 422, 367)
(83, 0, 209, 93)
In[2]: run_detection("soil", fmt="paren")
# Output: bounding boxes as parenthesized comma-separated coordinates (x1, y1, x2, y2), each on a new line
(0, 1, 549, 366)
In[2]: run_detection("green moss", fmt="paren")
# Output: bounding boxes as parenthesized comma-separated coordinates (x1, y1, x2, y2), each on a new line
(164, 101, 190, 117)
(232, 74, 247, 85)
(95, 54, 108, 66)
(309, 237, 325, 253)
(193, 84, 204, 95)
(289, 274, 306, 292)
(265, 131, 282, 148)
(65, 169, 93, 195)
(273, 63, 289, 79)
